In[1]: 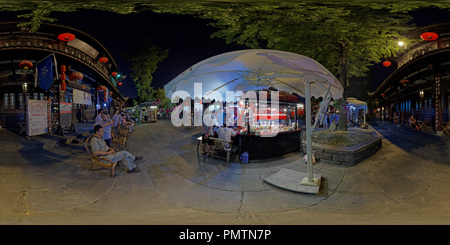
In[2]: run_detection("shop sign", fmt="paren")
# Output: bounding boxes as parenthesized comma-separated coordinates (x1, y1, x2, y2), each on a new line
(15, 69, 35, 75)
(27, 100, 50, 136)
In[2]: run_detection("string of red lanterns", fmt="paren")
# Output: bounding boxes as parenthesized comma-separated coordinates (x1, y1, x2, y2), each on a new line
(60, 65, 67, 91)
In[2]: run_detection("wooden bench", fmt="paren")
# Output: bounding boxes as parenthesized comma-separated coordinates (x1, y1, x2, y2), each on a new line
(85, 135, 124, 177)
(210, 137, 237, 162)
(112, 127, 127, 150)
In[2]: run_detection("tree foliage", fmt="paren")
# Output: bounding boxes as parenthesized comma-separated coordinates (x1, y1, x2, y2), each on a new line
(125, 38, 169, 103)
(173, 3, 415, 130)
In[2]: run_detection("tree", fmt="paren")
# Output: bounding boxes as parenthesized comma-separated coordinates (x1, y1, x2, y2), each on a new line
(196, 3, 415, 130)
(125, 38, 169, 103)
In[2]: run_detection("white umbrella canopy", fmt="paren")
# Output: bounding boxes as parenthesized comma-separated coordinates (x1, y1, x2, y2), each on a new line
(165, 49, 343, 101)
(166, 49, 343, 191)
(347, 97, 368, 111)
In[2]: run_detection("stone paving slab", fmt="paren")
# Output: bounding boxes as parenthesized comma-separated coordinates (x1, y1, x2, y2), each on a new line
(2, 120, 450, 224)
(264, 168, 321, 194)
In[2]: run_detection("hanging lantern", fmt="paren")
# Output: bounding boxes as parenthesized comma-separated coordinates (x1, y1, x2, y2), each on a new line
(420, 32, 438, 41)
(99, 57, 108, 63)
(401, 79, 409, 85)
(18, 60, 33, 70)
(97, 85, 107, 91)
(69, 71, 83, 81)
(381, 93, 386, 97)
(118, 82, 123, 86)
(61, 81, 67, 91)
(58, 33, 75, 42)
(382, 61, 392, 67)
(111, 72, 118, 77)
(60, 65, 66, 73)
(61, 73, 66, 81)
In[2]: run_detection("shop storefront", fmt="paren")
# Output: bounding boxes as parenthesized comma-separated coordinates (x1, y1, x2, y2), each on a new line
(0, 22, 126, 135)
(370, 23, 450, 135)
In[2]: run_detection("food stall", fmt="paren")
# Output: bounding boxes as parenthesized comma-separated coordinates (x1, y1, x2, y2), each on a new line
(347, 97, 368, 128)
(222, 91, 304, 160)
(148, 106, 158, 123)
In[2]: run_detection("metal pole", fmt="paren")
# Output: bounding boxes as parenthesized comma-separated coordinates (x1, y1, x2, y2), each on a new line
(305, 81, 313, 182)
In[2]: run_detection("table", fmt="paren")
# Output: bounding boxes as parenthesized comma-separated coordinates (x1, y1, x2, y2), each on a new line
(417, 121, 429, 131)
(443, 122, 450, 134)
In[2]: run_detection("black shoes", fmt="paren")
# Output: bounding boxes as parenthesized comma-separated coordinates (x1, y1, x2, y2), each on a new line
(127, 168, 141, 173)
(134, 156, 143, 162)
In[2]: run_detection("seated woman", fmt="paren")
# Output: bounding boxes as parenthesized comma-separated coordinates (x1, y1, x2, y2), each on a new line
(409, 115, 418, 130)
(121, 113, 134, 133)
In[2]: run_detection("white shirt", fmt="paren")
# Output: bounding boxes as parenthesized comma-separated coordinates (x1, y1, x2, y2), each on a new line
(218, 127, 236, 149)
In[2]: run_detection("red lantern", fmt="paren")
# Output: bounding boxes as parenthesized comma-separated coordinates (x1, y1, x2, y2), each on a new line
(60, 65, 66, 73)
(383, 61, 392, 67)
(381, 93, 386, 97)
(69, 71, 83, 81)
(61, 81, 67, 91)
(111, 72, 118, 77)
(97, 85, 107, 91)
(99, 57, 108, 63)
(420, 32, 438, 41)
(401, 79, 409, 85)
(118, 82, 123, 86)
(61, 73, 66, 81)
(18, 60, 33, 70)
(58, 33, 75, 42)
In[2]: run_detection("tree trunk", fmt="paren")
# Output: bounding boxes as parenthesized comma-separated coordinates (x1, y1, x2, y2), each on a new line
(337, 43, 348, 131)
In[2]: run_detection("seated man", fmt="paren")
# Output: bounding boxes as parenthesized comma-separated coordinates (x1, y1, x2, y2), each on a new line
(90, 125, 143, 173)
(218, 126, 237, 151)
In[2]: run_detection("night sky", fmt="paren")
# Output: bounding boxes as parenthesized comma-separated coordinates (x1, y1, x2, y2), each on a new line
(51, 9, 247, 99)
(1, 6, 449, 99)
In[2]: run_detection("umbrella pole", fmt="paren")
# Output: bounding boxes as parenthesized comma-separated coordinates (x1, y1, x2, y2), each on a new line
(301, 80, 319, 186)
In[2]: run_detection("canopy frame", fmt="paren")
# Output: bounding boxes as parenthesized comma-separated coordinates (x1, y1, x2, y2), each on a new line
(302, 78, 333, 186)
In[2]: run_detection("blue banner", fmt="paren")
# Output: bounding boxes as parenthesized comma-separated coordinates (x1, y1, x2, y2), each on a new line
(37, 55, 54, 91)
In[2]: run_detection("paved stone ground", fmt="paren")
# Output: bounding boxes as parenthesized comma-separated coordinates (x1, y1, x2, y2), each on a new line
(1, 119, 450, 224)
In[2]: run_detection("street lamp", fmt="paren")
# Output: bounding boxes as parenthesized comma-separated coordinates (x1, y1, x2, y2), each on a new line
(398, 41, 405, 47)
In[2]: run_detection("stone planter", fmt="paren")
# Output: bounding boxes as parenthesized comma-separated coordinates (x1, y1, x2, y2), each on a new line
(301, 130, 382, 166)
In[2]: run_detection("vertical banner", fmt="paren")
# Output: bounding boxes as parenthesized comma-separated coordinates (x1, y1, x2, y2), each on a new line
(37, 54, 55, 91)
(435, 73, 442, 131)
(59, 102, 72, 129)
